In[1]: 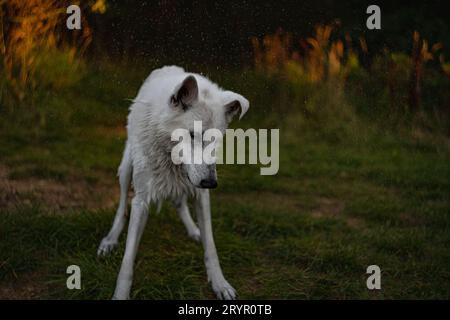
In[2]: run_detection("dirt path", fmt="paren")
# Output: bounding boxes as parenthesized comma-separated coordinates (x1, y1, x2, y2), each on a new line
(0, 164, 119, 212)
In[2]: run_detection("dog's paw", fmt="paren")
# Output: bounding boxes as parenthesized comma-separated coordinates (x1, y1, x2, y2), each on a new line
(112, 294, 129, 300)
(188, 228, 201, 242)
(211, 277, 237, 300)
(97, 237, 118, 257)
(112, 278, 132, 300)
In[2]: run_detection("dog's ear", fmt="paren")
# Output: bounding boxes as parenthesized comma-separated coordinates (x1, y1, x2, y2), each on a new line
(224, 100, 242, 123)
(171, 75, 198, 110)
(223, 91, 249, 122)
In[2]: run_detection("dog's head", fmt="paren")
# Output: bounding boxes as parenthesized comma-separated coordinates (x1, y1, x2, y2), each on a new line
(166, 75, 249, 189)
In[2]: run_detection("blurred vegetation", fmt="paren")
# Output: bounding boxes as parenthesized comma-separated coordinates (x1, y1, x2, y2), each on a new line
(0, 0, 95, 125)
(1, 1, 449, 138)
(251, 24, 450, 136)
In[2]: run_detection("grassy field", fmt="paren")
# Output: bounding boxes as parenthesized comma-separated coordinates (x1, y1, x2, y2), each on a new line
(0, 63, 449, 299)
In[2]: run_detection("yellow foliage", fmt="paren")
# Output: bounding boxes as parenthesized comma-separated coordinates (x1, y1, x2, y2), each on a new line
(251, 28, 292, 74)
(1, 0, 93, 101)
(91, 0, 107, 14)
(252, 24, 358, 83)
(442, 63, 450, 76)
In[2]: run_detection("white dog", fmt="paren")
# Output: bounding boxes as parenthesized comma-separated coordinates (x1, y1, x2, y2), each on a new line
(97, 66, 249, 300)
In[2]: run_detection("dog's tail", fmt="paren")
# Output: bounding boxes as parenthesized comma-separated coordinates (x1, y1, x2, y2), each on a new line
(117, 141, 132, 217)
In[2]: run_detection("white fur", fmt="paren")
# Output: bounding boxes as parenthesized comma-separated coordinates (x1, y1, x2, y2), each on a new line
(97, 66, 249, 300)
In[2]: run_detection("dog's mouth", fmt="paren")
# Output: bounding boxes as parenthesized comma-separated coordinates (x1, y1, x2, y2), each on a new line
(185, 174, 194, 186)
(184, 173, 217, 189)
(180, 164, 218, 189)
(183, 170, 197, 188)
(197, 179, 218, 189)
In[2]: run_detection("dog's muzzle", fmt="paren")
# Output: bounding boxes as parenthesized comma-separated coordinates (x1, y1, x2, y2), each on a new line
(199, 178, 218, 189)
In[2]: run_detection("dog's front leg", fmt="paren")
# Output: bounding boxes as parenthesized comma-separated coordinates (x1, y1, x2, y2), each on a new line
(195, 189, 236, 300)
(113, 195, 149, 300)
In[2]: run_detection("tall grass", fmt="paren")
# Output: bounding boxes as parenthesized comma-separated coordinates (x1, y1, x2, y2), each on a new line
(1, 11, 449, 140)
(0, 0, 102, 127)
(251, 25, 450, 136)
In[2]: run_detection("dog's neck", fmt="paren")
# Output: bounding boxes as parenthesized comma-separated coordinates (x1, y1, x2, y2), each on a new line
(146, 136, 196, 202)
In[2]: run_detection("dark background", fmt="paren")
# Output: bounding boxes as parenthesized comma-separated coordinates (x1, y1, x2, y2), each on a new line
(88, 0, 450, 66)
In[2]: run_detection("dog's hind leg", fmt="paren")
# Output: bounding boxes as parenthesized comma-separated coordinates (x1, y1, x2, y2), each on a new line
(98, 142, 132, 257)
(173, 195, 201, 242)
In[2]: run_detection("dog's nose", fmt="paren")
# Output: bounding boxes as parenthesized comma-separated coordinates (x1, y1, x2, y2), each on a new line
(199, 179, 217, 189)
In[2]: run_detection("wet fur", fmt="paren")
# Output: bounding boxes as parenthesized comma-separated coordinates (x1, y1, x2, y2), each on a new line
(97, 66, 249, 300)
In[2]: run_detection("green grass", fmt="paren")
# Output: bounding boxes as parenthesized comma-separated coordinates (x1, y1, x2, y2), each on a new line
(0, 63, 449, 299)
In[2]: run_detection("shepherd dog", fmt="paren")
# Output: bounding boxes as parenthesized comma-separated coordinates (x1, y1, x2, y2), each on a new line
(97, 66, 249, 300)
